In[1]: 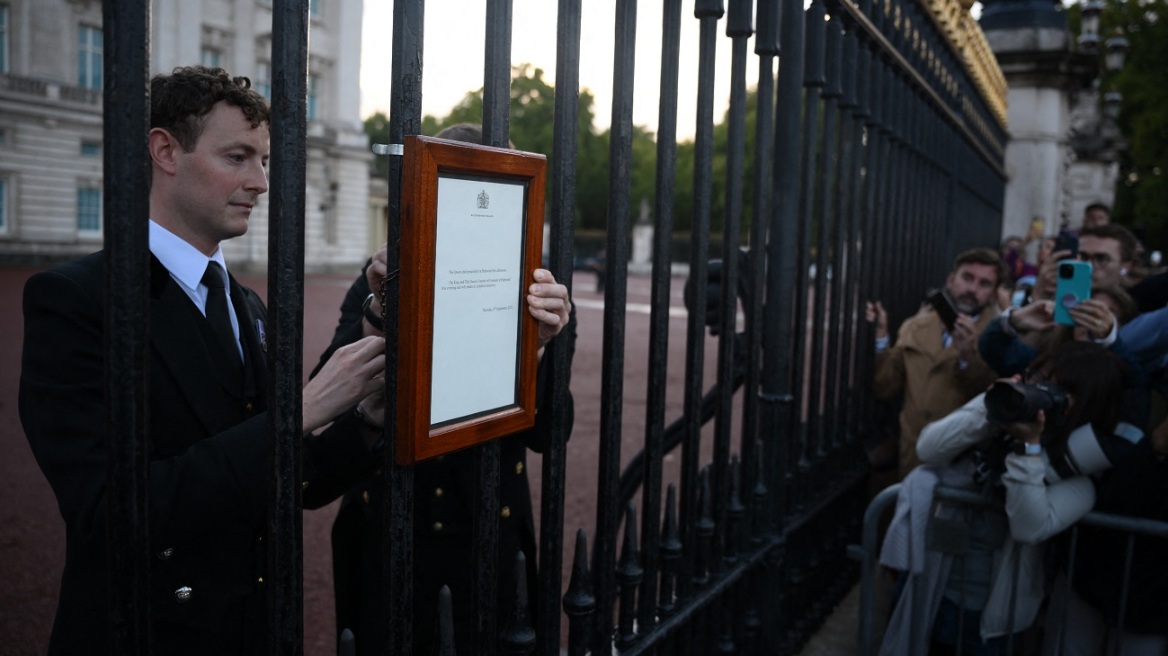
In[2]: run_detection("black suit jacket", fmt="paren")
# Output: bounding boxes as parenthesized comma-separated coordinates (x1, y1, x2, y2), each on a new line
(314, 266, 575, 655)
(20, 252, 375, 655)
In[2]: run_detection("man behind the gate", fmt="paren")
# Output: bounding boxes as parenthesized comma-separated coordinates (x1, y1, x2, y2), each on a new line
(20, 65, 389, 654)
(865, 248, 1005, 478)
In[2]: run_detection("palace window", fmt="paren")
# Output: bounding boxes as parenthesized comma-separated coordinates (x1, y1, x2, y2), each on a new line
(78, 25, 103, 90)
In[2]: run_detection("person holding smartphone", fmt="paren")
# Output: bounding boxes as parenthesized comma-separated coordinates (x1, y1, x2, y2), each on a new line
(1034, 224, 1139, 301)
(865, 248, 1006, 478)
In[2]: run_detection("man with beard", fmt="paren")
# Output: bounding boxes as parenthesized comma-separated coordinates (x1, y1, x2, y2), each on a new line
(865, 248, 1005, 478)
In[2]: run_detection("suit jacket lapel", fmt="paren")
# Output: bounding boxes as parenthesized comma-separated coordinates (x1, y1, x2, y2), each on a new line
(148, 255, 244, 434)
(229, 276, 267, 401)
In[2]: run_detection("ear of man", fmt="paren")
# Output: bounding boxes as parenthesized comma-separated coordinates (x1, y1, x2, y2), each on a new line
(148, 128, 182, 177)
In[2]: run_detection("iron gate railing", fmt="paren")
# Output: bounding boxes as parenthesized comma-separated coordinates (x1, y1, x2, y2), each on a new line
(99, 0, 1005, 653)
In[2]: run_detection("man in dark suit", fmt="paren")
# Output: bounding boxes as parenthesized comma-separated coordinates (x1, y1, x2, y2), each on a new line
(19, 66, 388, 654)
(317, 124, 575, 655)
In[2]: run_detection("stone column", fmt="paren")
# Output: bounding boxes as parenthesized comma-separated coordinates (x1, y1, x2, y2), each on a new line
(981, 0, 1096, 240)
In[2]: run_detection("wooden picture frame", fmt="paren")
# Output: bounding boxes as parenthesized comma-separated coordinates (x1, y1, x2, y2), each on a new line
(395, 134, 546, 464)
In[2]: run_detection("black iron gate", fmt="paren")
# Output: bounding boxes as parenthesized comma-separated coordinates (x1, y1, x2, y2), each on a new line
(100, 0, 1005, 653)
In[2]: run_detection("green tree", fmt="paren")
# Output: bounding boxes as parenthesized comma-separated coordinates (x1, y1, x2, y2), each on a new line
(1106, 0, 1168, 250)
(1070, 0, 1168, 249)
(363, 65, 770, 253)
(425, 64, 610, 231)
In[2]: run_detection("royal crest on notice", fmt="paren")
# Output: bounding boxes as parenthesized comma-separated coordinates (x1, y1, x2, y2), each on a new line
(477, 189, 490, 209)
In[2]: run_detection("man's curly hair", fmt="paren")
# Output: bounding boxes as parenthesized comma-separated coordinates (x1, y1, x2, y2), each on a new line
(150, 66, 270, 152)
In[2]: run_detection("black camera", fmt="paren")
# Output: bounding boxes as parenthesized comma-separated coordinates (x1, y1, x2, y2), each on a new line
(984, 380, 1068, 426)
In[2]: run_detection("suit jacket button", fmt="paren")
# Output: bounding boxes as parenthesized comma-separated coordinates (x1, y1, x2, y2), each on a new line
(246, 402, 254, 413)
(257, 576, 264, 584)
(500, 506, 511, 518)
(433, 522, 443, 532)
(158, 547, 175, 561)
(362, 490, 371, 504)
(434, 487, 444, 498)
(514, 462, 524, 475)
(175, 586, 193, 603)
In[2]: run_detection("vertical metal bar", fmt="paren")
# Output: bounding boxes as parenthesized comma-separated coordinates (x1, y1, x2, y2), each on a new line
(473, 445, 502, 656)
(902, 83, 922, 301)
(883, 71, 908, 314)
(476, 2, 513, 651)
(869, 62, 893, 321)
(878, 67, 900, 317)
(792, 0, 826, 498)
(680, 0, 722, 599)
(811, 17, 841, 467)
(726, 458, 745, 562)
(483, 0, 513, 146)
(713, 0, 749, 573)
(904, 83, 926, 289)
(758, 0, 804, 645)
(763, 0, 806, 523)
(742, 0, 778, 545)
(593, 0, 638, 650)
(637, 0, 683, 634)
(384, 0, 424, 651)
(616, 504, 643, 648)
(896, 79, 916, 292)
(538, 0, 582, 651)
(1115, 533, 1137, 654)
(853, 43, 877, 440)
(658, 484, 682, 616)
(103, 0, 151, 651)
(267, 0, 309, 651)
(564, 529, 596, 656)
(836, 23, 862, 452)
(881, 66, 903, 315)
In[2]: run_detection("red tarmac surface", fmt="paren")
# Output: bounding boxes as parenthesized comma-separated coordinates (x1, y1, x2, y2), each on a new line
(0, 265, 728, 654)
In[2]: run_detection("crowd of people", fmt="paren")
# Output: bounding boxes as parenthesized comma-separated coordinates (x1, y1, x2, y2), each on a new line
(870, 204, 1168, 654)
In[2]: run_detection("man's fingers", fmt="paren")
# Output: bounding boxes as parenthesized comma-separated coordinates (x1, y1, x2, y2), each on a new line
(349, 335, 386, 357)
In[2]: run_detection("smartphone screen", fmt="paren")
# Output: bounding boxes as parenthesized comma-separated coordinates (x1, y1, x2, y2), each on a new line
(1054, 261, 1092, 326)
(927, 289, 958, 331)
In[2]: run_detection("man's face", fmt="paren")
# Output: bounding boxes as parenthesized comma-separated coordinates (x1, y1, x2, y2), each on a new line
(945, 263, 999, 315)
(169, 102, 269, 254)
(1078, 236, 1127, 287)
(1083, 208, 1110, 229)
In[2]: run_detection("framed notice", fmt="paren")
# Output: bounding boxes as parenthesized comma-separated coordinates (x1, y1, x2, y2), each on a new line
(395, 134, 546, 464)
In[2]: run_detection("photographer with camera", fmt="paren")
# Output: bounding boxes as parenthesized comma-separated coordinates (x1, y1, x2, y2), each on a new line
(878, 342, 1132, 656)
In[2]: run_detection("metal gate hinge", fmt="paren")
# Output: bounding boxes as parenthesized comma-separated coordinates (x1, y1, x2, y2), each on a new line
(371, 143, 404, 156)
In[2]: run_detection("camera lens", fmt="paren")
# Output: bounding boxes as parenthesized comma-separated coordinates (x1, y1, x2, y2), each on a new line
(1059, 263, 1074, 279)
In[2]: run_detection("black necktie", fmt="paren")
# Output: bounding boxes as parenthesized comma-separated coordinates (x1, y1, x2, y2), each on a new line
(201, 261, 240, 363)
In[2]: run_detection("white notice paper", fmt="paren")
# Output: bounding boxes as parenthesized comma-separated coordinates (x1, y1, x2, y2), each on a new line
(430, 175, 526, 426)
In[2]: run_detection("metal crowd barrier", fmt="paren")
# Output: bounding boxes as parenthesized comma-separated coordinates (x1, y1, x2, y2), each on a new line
(850, 482, 1168, 656)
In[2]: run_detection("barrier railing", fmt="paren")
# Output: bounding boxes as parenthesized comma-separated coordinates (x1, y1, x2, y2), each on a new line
(851, 482, 1168, 656)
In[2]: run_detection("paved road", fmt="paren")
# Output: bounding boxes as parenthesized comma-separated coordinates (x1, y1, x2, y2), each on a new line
(0, 264, 866, 655)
